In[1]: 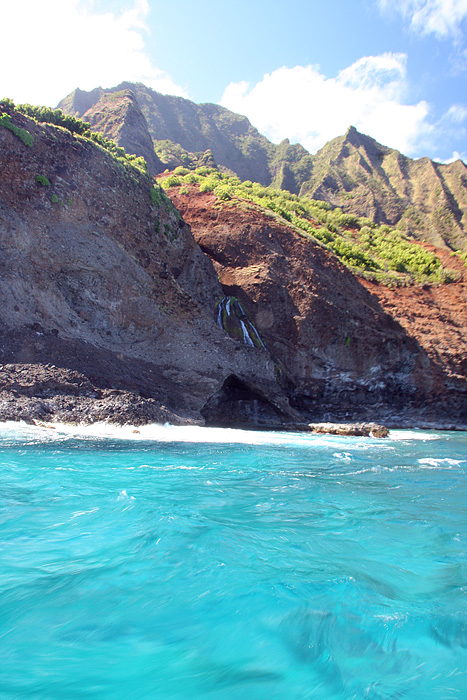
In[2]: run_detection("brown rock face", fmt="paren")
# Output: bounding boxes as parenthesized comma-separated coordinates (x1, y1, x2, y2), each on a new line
(169, 185, 467, 426)
(78, 89, 164, 175)
(360, 246, 467, 382)
(0, 110, 297, 426)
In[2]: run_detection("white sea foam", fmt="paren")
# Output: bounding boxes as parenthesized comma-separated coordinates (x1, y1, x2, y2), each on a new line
(389, 430, 441, 441)
(418, 457, 462, 469)
(0, 420, 458, 449)
(117, 490, 135, 501)
(0, 420, 330, 447)
(333, 452, 352, 462)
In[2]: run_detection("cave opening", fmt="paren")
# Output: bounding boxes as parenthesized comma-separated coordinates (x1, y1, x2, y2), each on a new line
(201, 374, 284, 428)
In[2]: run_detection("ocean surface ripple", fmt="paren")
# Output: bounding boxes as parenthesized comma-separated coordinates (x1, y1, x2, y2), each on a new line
(0, 423, 466, 699)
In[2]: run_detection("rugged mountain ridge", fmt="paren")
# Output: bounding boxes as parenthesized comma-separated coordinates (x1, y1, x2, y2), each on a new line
(58, 83, 467, 251)
(58, 83, 314, 189)
(303, 126, 467, 251)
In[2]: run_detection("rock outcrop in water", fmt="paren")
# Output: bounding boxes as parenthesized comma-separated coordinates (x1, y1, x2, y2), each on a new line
(0, 105, 466, 428)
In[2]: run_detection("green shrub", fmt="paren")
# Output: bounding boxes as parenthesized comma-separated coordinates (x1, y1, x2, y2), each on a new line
(160, 175, 181, 189)
(17, 104, 90, 136)
(213, 184, 233, 201)
(199, 179, 217, 193)
(35, 175, 50, 186)
(150, 186, 163, 206)
(51, 193, 59, 203)
(453, 250, 467, 267)
(0, 97, 15, 110)
(125, 154, 147, 172)
(0, 113, 34, 147)
(180, 172, 199, 184)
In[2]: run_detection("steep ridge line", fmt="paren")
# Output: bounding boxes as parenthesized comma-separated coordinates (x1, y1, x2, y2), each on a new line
(58, 83, 467, 251)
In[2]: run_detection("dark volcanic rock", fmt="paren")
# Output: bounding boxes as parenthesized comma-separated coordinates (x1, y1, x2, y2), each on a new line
(0, 108, 299, 426)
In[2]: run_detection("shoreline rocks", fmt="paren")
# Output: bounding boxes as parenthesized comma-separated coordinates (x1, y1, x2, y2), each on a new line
(305, 422, 389, 438)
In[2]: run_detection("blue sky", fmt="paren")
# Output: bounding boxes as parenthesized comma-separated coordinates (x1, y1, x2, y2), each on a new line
(2, 0, 467, 162)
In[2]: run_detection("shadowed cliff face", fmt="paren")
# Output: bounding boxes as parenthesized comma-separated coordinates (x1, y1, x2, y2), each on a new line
(0, 109, 297, 426)
(169, 184, 467, 426)
(82, 89, 164, 175)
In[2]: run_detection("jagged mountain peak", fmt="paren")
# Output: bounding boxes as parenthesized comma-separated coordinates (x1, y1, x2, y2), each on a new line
(58, 82, 467, 250)
(79, 87, 163, 175)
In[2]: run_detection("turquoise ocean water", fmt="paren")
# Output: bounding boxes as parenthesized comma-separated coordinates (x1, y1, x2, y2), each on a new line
(0, 422, 466, 699)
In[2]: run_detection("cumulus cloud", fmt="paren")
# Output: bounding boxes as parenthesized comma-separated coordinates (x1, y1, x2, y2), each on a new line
(0, 0, 187, 107)
(220, 54, 433, 156)
(378, 0, 467, 39)
(438, 150, 467, 163)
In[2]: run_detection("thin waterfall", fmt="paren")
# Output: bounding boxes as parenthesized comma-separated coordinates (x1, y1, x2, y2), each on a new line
(249, 324, 266, 349)
(240, 319, 255, 347)
(216, 295, 266, 350)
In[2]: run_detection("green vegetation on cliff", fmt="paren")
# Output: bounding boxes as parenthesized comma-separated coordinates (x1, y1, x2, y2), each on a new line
(0, 99, 148, 175)
(154, 139, 217, 171)
(0, 103, 34, 147)
(161, 169, 455, 285)
(58, 84, 467, 252)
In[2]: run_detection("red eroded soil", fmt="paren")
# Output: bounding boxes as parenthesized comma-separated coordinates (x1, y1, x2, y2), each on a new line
(170, 184, 467, 401)
(361, 246, 467, 380)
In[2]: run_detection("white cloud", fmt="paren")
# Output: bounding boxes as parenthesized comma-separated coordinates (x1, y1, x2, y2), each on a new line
(378, 0, 467, 39)
(437, 150, 467, 163)
(220, 55, 433, 156)
(444, 104, 467, 122)
(0, 0, 187, 107)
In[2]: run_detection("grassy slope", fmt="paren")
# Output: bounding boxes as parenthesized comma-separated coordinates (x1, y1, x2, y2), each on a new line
(160, 167, 466, 286)
(3, 96, 463, 288)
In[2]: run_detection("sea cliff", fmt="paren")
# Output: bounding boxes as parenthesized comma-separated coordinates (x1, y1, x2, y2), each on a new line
(0, 105, 466, 428)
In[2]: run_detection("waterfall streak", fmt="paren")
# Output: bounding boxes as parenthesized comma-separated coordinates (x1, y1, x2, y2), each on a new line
(216, 295, 265, 350)
(240, 320, 255, 347)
